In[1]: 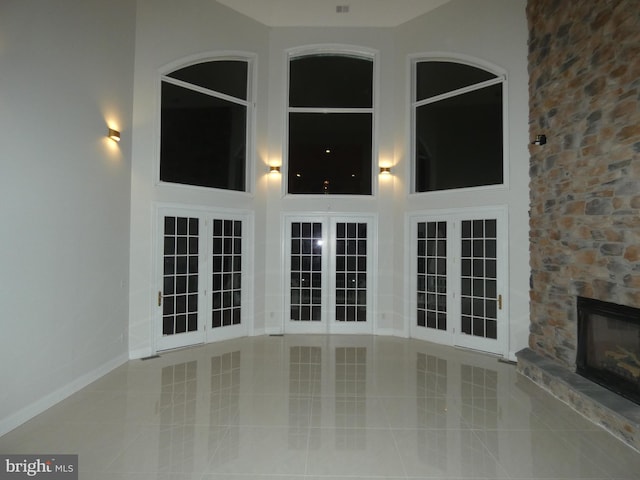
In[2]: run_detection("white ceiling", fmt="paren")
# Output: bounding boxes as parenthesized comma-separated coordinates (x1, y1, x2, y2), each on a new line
(215, 0, 452, 27)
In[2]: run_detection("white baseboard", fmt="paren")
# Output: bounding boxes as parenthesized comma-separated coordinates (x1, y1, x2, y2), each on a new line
(0, 353, 129, 437)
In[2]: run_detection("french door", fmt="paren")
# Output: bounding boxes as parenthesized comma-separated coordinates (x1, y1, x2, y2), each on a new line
(156, 207, 251, 351)
(409, 207, 508, 356)
(284, 215, 375, 334)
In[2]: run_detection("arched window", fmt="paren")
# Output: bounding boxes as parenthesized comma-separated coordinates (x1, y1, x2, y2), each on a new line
(287, 52, 374, 195)
(160, 59, 252, 192)
(412, 59, 505, 193)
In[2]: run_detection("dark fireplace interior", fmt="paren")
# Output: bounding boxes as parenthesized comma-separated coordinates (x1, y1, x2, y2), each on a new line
(577, 296, 640, 405)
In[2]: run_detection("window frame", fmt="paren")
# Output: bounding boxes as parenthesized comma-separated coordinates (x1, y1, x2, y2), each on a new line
(284, 45, 378, 197)
(409, 54, 508, 195)
(156, 53, 256, 195)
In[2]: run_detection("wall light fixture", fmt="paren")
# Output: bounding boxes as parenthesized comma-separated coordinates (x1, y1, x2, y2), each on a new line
(108, 128, 121, 142)
(269, 165, 281, 173)
(379, 166, 391, 175)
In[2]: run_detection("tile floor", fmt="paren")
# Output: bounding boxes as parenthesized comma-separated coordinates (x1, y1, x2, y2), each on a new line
(1, 335, 640, 479)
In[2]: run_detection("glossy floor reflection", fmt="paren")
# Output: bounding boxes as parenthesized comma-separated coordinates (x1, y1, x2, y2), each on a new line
(1, 335, 639, 479)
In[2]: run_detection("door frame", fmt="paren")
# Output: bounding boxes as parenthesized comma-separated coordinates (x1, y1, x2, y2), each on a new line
(406, 205, 509, 357)
(153, 203, 254, 353)
(282, 213, 377, 335)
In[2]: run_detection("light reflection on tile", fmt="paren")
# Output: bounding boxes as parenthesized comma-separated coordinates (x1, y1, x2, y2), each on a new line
(0, 335, 638, 478)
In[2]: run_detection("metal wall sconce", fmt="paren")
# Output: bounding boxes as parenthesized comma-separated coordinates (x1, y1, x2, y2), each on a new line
(379, 166, 391, 174)
(531, 134, 546, 145)
(269, 165, 281, 173)
(108, 128, 121, 142)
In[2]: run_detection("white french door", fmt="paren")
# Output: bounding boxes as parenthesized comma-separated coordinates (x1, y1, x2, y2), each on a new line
(284, 214, 375, 334)
(156, 207, 251, 352)
(409, 207, 508, 356)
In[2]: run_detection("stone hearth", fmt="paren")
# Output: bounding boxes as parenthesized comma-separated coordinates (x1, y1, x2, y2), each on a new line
(517, 347, 640, 451)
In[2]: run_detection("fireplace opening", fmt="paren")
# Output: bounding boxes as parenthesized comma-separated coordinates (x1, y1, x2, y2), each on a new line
(577, 296, 640, 405)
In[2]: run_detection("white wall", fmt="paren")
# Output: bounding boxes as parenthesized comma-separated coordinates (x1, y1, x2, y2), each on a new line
(0, 0, 135, 435)
(395, 0, 530, 358)
(128, 0, 271, 358)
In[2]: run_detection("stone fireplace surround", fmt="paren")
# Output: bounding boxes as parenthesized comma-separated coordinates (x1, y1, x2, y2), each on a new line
(518, 0, 640, 451)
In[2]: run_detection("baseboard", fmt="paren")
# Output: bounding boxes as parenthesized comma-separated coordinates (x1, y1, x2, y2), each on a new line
(0, 353, 129, 437)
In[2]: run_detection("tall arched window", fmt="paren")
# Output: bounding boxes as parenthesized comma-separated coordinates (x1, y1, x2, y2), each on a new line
(287, 52, 374, 195)
(160, 58, 252, 192)
(412, 59, 505, 193)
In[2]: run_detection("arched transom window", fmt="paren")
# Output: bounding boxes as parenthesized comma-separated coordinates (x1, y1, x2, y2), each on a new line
(287, 52, 374, 195)
(160, 59, 252, 192)
(413, 60, 505, 193)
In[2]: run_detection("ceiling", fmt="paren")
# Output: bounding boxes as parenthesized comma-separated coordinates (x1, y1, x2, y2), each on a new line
(215, 0, 452, 27)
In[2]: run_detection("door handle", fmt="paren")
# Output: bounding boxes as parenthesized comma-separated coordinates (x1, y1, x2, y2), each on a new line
(498, 294, 502, 310)
(158, 291, 162, 307)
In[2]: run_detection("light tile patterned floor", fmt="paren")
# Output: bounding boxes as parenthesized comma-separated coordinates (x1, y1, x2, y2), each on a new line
(1, 335, 639, 479)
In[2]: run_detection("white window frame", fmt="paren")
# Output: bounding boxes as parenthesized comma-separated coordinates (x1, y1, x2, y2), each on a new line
(156, 52, 257, 195)
(409, 53, 509, 195)
(284, 45, 379, 197)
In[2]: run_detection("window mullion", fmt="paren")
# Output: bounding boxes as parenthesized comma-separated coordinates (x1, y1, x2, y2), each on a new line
(414, 76, 504, 108)
(162, 76, 249, 107)
(288, 107, 373, 114)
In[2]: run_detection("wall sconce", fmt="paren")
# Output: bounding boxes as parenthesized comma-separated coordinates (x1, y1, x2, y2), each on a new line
(379, 166, 391, 175)
(269, 165, 281, 174)
(531, 134, 546, 145)
(108, 128, 121, 142)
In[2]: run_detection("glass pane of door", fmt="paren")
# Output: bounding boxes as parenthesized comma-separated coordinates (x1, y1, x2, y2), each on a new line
(335, 222, 367, 323)
(211, 219, 242, 329)
(161, 216, 200, 344)
(417, 221, 447, 331)
(460, 219, 498, 340)
(290, 221, 323, 323)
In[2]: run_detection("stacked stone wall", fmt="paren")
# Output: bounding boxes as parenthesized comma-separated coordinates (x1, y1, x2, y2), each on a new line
(528, 0, 640, 367)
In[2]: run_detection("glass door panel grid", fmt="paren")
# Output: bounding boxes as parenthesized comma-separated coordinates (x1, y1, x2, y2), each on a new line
(290, 222, 322, 321)
(163, 216, 199, 335)
(211, 219, 242, 328)
(460, 219, 498, 339)
(417, 221, 447, 330)
(335, 222, 367, 322)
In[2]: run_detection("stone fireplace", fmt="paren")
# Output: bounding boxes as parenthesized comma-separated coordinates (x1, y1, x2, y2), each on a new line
(517, 0, 640, 451)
